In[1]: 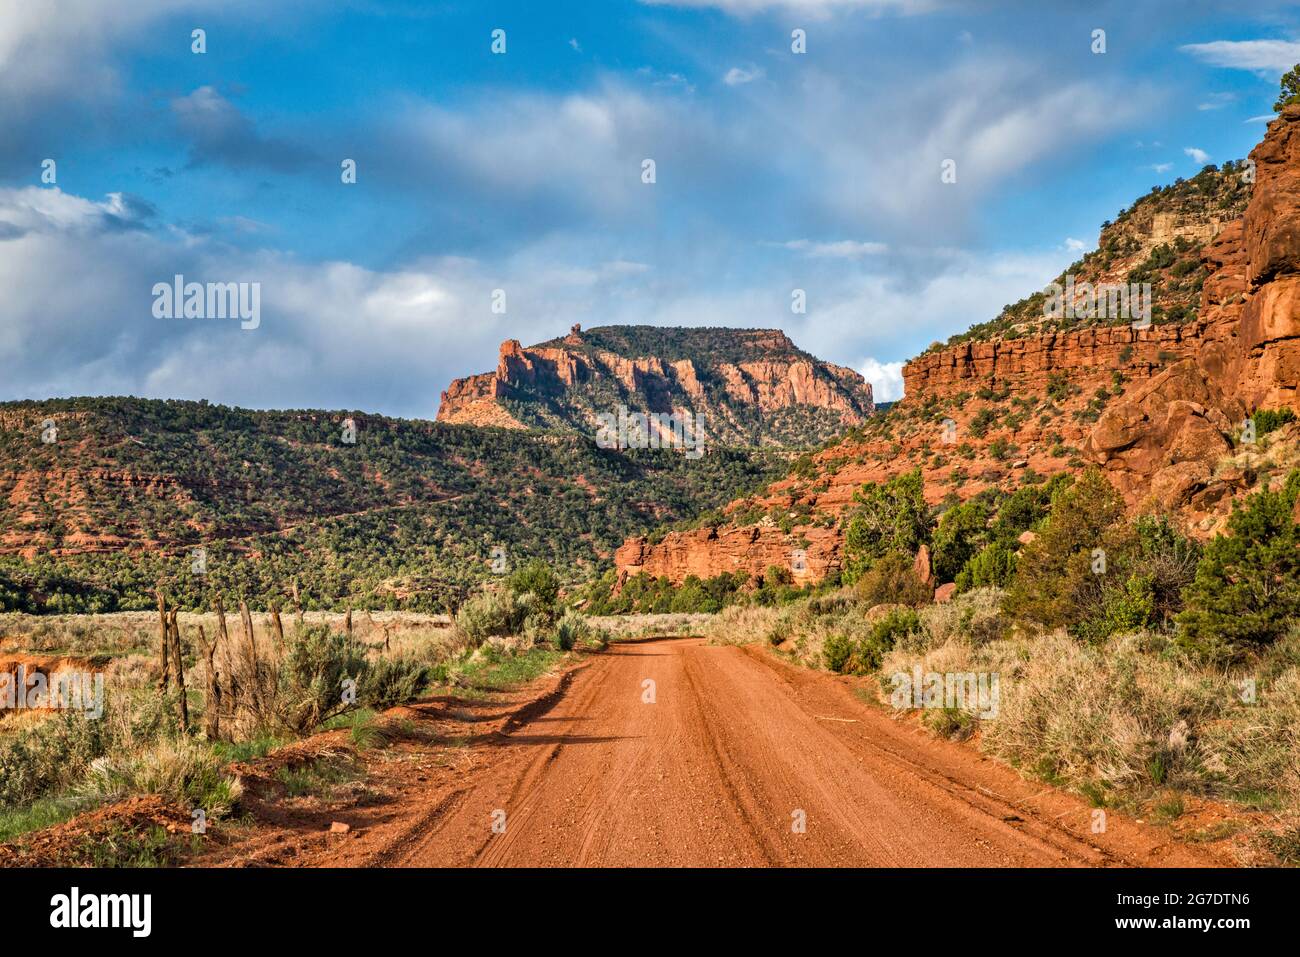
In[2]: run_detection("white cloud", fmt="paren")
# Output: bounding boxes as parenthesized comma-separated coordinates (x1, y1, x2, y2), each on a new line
(0, 186, 154, 236)
(1184, 146, 1211, 164)
(859, 358, 905, 402)
(1064, 237, 1086, 252)
(723, 65, 764, 86)
(777, 239, 888, 258)
(391, 84, 672, 214)
(0, 1, 283, 97)
(1148, 162, 1173, 173)
(569, 38, 582, 52)
(1246, 114, 1276, 123)
(796, 60, 1159, 237)
(1180, 39, 1300, 72)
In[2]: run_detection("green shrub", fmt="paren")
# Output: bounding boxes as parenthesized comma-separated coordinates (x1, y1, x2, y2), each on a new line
(553, 611, 591, 651)
(1004, 468, 1127, 630)
(276, 624, 369, 733)
(0, 708, 115, 808)
(1275, 63, 1300, 112)
(956, 540, 1017, 592)
(1253, 407, 1295, 437)
(455, 589, 529, 643)
(854, 551, 932, 607)
(359, 657, 429, 709)
(841, 470, 931, 584)
(80, 739, 241, 817)
(822, 633, 855, 673)
(1041, 513, 1200, 642)
(507, 559, 560, 617)
(932, 497, 993, 582)
(1178, 472, 1300, 658)
(859, 609, 923, 670)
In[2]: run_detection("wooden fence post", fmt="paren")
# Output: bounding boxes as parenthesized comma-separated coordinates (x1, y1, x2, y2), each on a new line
(239, 600, 260, 707)
(214, 594, 232, 677)
(168, 609, 189, 733)
(198, 624, 221, 741)
(270, 605, 285, 652)
(156, 588, 171, 692)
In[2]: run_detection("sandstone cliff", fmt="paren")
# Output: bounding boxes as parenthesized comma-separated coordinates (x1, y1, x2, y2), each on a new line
(436, 325, 875, 448)
(616, 108, 1300, 588)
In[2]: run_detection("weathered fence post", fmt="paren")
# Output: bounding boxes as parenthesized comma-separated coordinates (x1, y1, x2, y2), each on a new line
(270, 605, 285, 652)
(214, 593, 232, 672)
(239, 599, 260, 708)
(198, 624, 221, 741)
(168, 609, 189, 733)
(156, 588, 171, 692)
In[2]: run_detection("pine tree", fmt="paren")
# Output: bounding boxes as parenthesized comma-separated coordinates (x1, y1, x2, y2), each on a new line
(1276, 64, 1300, 113)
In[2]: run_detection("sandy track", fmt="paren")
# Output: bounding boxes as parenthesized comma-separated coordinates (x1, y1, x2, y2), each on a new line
(337, 638, 1222, 868)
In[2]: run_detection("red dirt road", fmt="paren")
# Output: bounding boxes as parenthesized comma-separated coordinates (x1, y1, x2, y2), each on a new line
(290, 638, 1223, 868)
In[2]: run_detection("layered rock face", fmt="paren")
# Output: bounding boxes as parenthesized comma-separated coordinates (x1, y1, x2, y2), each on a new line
(902, 324, 1206, 400)
(1083, 106, 1300, 517)
(615, 525, 842, 585)
(1239, 107, 1300, 410)
(437, 325, 874, 447)
(616, 107, 1300, 586)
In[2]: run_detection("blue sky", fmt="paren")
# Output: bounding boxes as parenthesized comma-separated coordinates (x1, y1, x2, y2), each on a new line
(2, 0, 1298, 412)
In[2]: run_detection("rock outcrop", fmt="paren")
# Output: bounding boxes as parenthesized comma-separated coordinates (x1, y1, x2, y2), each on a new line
(902, 323, 1206, 400)
(437, 325, 874, 447)
(615, 524, 843, 584)
(1083, 106, 1300, 515)
(616, 107, 1300, 586)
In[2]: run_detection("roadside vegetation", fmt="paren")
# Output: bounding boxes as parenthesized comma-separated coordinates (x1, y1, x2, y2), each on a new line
(701, 465, 1300, 859)
(0, 560, 607, 859)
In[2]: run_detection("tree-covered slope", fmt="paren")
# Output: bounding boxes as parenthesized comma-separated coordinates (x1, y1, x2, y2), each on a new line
(0, 397, 784, 612)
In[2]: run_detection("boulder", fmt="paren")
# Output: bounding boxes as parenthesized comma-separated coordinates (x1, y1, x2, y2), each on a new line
(912, 544, 933, 588)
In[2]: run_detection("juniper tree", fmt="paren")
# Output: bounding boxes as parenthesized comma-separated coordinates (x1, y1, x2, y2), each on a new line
(1177, 471, 1300, 659)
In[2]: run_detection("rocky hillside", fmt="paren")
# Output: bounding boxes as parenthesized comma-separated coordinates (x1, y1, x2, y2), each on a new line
(616, 107, 1300, 589)
(437, 325, 874, 447)
(937, 162, 1252, 350)
(0, 397, 783, 612)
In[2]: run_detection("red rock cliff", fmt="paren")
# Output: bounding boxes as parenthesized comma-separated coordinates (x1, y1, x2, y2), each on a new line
(616, 106, 1300, 586)
(437, 326, 874, 446)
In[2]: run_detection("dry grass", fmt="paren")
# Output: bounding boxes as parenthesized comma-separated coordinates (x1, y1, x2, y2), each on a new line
(0, 608, 561, 849)
(80, 738, 242, 816)
(586, 613, 713, 641)
(0, 610, 450, 660)
(703, 589, 906, 671)
(701, 587, 1300, 834)
(875, 590, 1300, 820)
(702, 605, 783, 647)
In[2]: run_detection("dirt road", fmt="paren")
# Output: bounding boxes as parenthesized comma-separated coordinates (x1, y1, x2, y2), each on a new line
(274, 638, 1221, 868)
